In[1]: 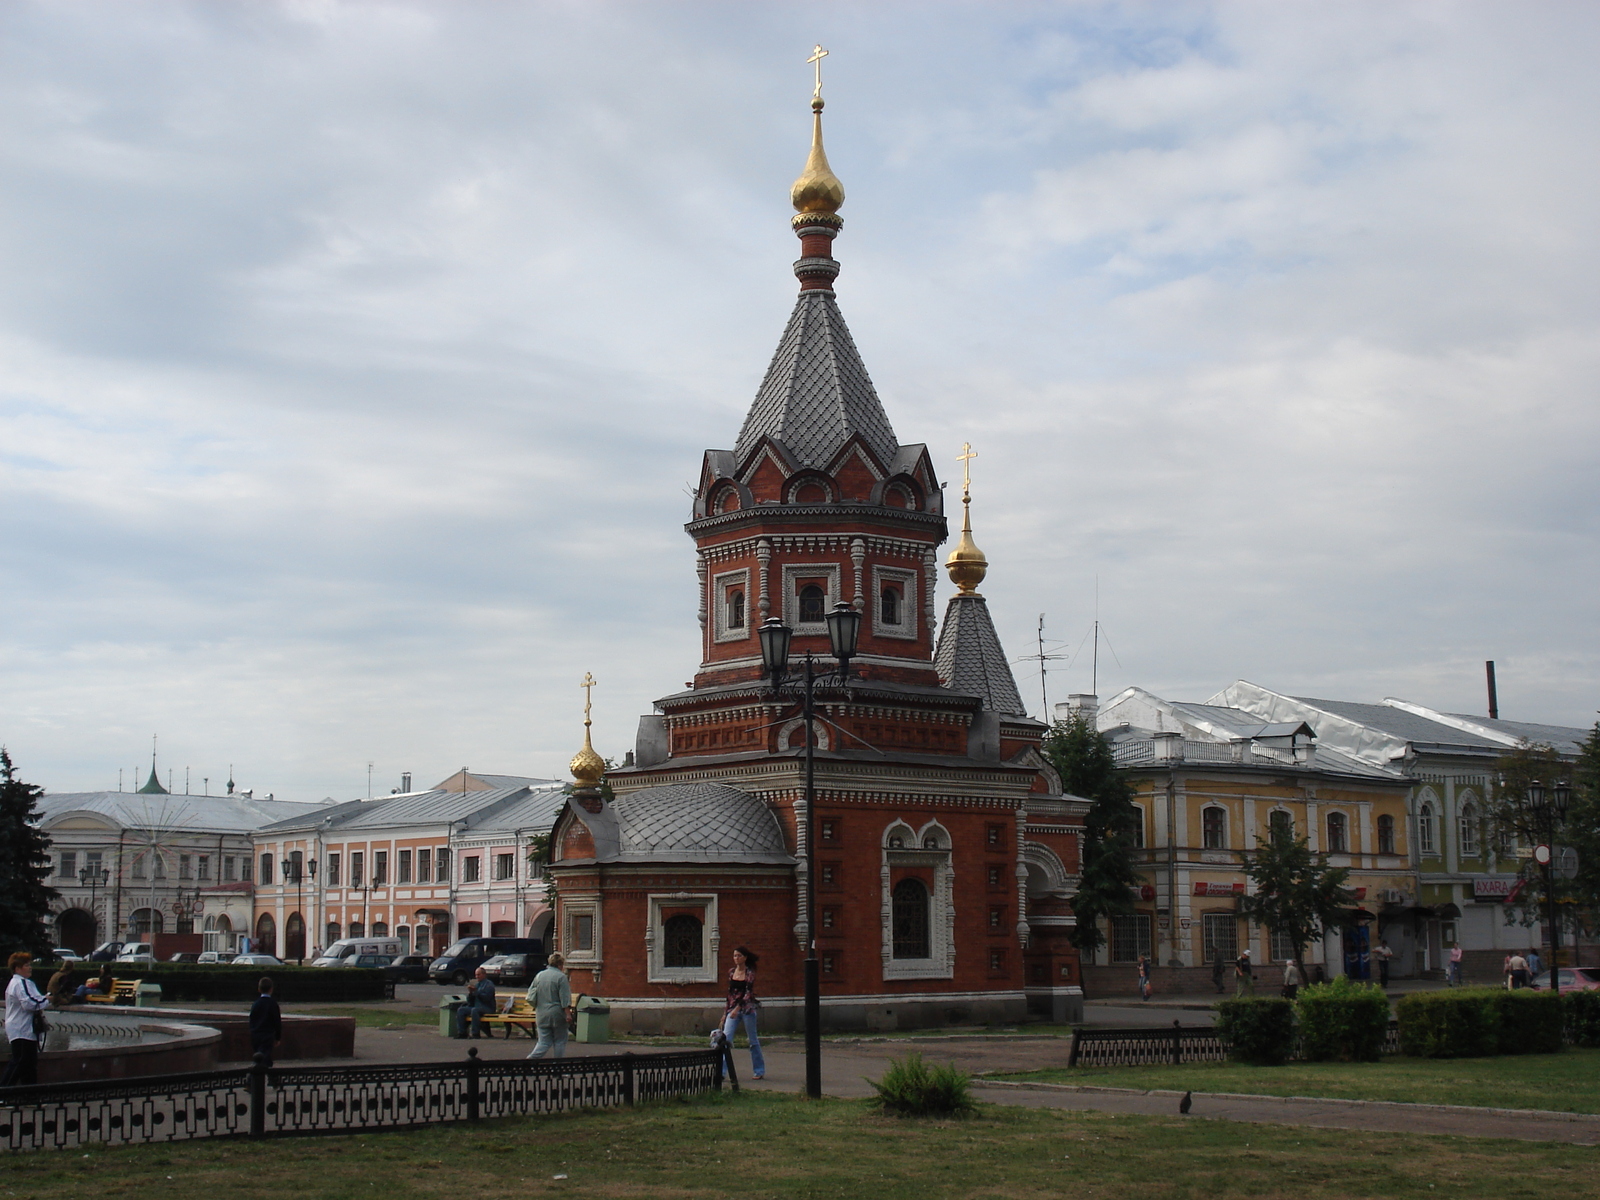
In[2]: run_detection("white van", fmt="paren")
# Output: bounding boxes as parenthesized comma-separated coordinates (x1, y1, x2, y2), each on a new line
(310, 938, 404, 967)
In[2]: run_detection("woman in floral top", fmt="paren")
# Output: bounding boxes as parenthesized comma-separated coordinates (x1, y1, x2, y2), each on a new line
(721, 946, 765, 1079)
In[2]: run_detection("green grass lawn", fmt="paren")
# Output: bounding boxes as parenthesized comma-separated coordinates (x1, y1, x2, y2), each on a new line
(989, 1047, 1600, 1113)
(2, 1092, 1593, 1200)
(299, 1005, 441, 1029)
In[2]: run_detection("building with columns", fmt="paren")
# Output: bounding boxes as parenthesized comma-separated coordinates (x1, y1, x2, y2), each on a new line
(544, 88, 1086, 1034)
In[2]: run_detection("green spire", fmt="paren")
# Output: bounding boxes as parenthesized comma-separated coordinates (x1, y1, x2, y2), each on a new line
(137, 760, 168, 795)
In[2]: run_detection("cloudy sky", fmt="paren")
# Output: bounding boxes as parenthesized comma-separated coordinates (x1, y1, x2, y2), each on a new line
(3, 2, 1596, 801)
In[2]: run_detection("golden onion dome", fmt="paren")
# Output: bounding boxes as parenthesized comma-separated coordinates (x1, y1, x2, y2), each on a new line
(946, 442, 988, 594)
(790, 98, 845, 216)
(570, 737, 605, 790)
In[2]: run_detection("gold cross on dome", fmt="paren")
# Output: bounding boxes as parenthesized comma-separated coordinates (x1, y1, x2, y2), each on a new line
(580, 672, 598, 726)
(957, 442, 977, 497)
(807, 44, 829, 100)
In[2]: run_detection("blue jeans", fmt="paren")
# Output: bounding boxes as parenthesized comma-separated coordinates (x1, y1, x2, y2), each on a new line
(721, 1011, 764, 1077)
(457, 1002, 492, 1038)
(528, 1012, 567, 1058)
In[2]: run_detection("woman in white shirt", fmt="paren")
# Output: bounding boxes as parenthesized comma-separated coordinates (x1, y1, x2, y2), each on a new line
(1, 952, 52, 1087)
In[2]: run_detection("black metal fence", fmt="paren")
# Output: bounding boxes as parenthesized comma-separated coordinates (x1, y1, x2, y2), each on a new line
(1066, 1020, 1403, 1067)
(0, 1047, 731, 1153)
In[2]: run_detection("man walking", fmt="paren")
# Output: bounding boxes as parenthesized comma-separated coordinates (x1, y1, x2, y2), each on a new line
(457, 968, 496, 1039)
(249, 977, 282, 1068)
(1373, 939, 1394, 988)
(527, 952, 573, 1060)
(1234, 949, 1254, 996)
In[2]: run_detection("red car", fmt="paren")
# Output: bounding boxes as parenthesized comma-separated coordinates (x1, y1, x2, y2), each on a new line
(1530, 967, 1600, 992)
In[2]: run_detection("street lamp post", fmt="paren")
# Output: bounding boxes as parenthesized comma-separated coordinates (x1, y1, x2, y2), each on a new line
(79, 865, 110, 946)
(759, 601, 861, 1100)
(1523, 781, 1572, 989)
(281, 854, 318, 963)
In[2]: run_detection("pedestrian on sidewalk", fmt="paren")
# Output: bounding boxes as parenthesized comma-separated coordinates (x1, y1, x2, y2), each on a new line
(527, 952, 573, 1060)
(1211, 950, 1226, 995)
(721, 946, 765, 1079)
(1, 953, 52, 1087)
(1373, 939, 1394, 988)
(248, 977, 281, 1069)
(1527, 948, 1542, 978)
(1282, 959, 1305, 1001)
(1447, 946, 1463, 987)
(457, 968, 496, 1039)
(1137, 955, 1152, 1001)
(1235, 949, 1254, 996)
(1508, 953, 1530, 990)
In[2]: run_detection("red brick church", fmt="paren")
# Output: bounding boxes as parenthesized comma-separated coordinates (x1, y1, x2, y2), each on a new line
(547, 89, 1086, 1033)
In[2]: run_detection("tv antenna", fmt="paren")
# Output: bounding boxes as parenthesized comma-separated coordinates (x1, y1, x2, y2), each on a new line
(1067, 578, 1122, 695)
(1012, 614, 1070, 723)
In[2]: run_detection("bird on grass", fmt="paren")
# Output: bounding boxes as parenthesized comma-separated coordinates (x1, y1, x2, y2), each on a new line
(1179, 1091, 1192, 1114)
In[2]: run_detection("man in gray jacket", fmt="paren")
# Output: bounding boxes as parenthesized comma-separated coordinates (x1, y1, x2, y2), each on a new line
(527, 952, 573, 1059)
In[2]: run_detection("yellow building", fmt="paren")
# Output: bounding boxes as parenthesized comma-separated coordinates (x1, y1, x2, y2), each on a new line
(1086, 688, 1414, 980)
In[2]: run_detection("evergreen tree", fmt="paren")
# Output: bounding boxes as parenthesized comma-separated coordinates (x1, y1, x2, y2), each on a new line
(1237, 826, 1354, 965)
(1042, 714, 1140, 957)
(0, 748, 58, 959)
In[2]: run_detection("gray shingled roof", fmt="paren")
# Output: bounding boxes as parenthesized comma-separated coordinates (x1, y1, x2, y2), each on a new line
(934, 594, 1028, 716)
(604, 783, 791, 862)
(733, 290, 899, 470)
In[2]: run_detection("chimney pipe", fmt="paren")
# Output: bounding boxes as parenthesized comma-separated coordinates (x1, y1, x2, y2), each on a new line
(1485, 660, 1499, 720)
(401, 771, 412, 793)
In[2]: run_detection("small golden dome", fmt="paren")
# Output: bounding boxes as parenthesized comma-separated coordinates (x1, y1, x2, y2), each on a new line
(946, 441, 987, 595)
(570, 737, 605, 790)
(790, 98, 845, 216)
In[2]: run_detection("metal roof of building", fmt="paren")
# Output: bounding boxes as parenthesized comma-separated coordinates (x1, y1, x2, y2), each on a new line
(934, 593, 1028, 716)
(1291, 698, 1501, 752)
(563, 783, 792, 865)
(469, 787, 568, 833)
(733, 290, 899, 470)
(37, 791, 333, 834)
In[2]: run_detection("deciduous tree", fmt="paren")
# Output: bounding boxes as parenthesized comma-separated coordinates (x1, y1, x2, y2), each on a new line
(1238, 827, 1354, 966)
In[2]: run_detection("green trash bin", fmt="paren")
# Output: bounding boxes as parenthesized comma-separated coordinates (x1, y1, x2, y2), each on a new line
(134, 982, 163, 1008)
(440, 994, 468, 1037)
(574, 994, 610, 1044)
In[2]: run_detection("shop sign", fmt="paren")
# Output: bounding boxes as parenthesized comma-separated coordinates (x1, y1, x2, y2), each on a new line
(1193, 882, 1245, 896)
(1472, 877, 1521, 901)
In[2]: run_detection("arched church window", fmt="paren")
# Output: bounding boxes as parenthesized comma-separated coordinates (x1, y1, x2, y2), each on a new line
(891, 878, 930, 960)
(798, 584, 826, 623)
(880, 586, 901, 626)
(726, 589, 745, 629)
(663, 914, 703, 968)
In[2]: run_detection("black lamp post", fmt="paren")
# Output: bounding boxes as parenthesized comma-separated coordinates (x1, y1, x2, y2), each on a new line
(281, 854, 317, 962)
(79, 865, 110, 944)
(759, 601, 861, 1099)
(1522, 781, 1572, 989)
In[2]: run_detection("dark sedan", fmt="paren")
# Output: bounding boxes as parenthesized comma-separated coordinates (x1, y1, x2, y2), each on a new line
(481, 953, 544, 987)
(383, 955, 432, 984)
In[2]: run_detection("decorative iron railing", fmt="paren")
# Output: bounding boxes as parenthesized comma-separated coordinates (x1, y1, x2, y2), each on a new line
(0, 1047, 731, 1153)
(1066, 1020, 1402, 1067)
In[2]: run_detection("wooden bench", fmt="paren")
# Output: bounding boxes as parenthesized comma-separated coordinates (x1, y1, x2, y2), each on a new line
(476, 996, 536, 1038)
(84, 979, 140, 1005)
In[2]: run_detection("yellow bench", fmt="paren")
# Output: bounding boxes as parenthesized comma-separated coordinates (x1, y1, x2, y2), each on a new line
(476, 996, 536, 1038)
(84, 979, 140, 1005)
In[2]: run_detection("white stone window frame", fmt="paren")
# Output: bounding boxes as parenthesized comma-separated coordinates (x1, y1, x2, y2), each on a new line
(645, 893, 719, 984)
(712, 568, 752, 644)
(561, 894, 602, 971)
(880, 819, 955, 981)
(871, 564, 919, 641)
(781, 563, 842, 633)
(1325, 809, 1352, 855)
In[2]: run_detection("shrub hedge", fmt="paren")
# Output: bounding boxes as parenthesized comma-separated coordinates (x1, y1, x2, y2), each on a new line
(1564, 989, 1600, 1048)
(1295, 976, 1390, 1062)
(1396, 988, 1563, 1057)
(48, 964, 391, 1004)
(1214, 997, 1296, 1066)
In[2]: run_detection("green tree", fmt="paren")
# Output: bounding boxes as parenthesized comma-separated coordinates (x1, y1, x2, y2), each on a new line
(1486, 741, 1573, 933)
(1237, 827, 1354, 966)
(1554, 725, 1600, 938)
(0, 748, 58, 959)
(1042, 714, 1140, 957)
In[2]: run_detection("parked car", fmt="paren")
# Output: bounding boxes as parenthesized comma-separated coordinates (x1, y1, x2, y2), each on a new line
(52, 948, 85, 963)
(429, 938, 544, 986)
(383, 955, 432, 984)
(480, 952, 544, 987)
(115, 943, 158, 966)
(197, 951, 225, 964)
(168, 952, 202, 964)
(88, 941, 125, 963)
(311, 938, 405, 967)
(230, 953, 284, 967)
(1531, 967, 1600, 993)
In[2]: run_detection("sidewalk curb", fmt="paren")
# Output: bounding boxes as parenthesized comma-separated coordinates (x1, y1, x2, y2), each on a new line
(971, 1078, 1600, 1124)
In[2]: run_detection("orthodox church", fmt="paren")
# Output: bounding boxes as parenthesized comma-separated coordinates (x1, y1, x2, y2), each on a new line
(547, 87, 1086, 1033)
